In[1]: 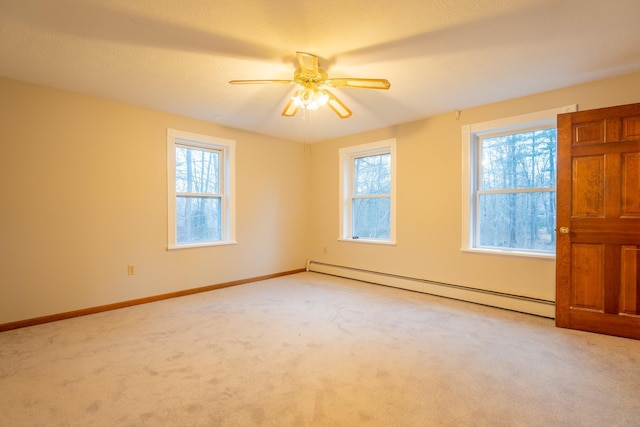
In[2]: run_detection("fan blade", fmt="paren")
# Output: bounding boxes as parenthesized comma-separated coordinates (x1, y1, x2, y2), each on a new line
(324, 90, 352, 119)
(281, 98, 300, 117)
(229, 79, 294, 85)
(296, 52, 319, 76)
(326, 78, 390, 90)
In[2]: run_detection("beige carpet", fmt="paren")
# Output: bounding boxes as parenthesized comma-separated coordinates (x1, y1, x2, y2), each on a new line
(1, 272, 639, 426)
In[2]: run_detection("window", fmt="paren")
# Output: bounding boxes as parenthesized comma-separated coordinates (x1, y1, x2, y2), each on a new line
(167, 129, 236, 249)
(461, 105, 576, 257)
(339, 139, 396, 244)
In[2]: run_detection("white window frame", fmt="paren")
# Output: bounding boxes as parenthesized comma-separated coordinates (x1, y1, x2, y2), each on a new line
(167, 129, 236, 250)
(461, 105, 577, 258)
(339, 139, 397, 245)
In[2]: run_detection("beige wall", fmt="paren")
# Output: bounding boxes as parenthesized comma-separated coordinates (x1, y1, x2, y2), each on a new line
(0, 78, 309, 324)
(307, 71, 640, 303)
(2, 71, 640, 325)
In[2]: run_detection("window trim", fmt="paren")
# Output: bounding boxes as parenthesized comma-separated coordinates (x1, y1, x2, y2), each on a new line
(167, 128, 236, 250)
(339, 139, 397, 245)
(461, 105, 577, 258)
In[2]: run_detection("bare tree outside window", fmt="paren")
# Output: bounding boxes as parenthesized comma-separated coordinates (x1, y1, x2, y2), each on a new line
(477, 129, 557, 252)
(175, 146, 221, 244)
(352, 153, 391, 239)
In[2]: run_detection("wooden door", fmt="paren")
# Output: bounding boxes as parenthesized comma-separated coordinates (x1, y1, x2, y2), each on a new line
(556, 103, 640, 340)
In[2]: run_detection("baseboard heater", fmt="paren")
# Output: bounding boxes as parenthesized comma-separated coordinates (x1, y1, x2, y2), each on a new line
(306, 260, 555, 318)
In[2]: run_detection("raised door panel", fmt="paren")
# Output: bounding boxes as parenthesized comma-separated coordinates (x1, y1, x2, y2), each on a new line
(622, 153, 640, 217)
(572, 156, 605, 218)
(573, 121, 605, 145)
(571, 243, 604, 312)
(620, 245, 640, 316)
(622, 116, 640, 141)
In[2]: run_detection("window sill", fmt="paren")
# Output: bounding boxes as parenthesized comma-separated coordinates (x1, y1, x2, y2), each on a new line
(461, 247, 555, 260)
(168, 240, 238, 251)
(338, 238, 397, 246)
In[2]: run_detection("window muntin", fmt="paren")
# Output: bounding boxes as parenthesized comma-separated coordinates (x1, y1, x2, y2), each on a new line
(461, 105, 577, 257)
(339, 139, 396, 244)
(167, 129, 236, 249)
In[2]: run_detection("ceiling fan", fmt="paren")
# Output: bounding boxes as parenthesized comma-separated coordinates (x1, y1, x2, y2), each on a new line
(229, 52, 390, 119)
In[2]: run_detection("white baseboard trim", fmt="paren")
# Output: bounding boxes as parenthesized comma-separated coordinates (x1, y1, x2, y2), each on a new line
(306, 260, 555, 318)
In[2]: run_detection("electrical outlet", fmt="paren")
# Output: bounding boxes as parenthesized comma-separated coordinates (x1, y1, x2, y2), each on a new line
(127, 265, 136, 275)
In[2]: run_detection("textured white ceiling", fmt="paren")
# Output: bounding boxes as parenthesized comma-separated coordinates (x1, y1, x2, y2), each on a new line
(1, 0, 640, 142)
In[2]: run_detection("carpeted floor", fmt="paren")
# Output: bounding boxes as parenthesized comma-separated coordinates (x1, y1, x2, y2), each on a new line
(1, 272, 639, 426)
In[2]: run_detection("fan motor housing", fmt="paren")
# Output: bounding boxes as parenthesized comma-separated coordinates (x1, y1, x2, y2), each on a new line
(294, 68, 328, 88)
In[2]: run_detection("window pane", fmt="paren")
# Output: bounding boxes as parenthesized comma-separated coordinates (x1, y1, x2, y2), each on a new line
(354, 153, 390, 195)
(175, 146, 219, 194)
(481, 129, 557, 190)
(352, 197, 390, 239)
(176, 196, 221, 244)
(478, 192, 556, 252)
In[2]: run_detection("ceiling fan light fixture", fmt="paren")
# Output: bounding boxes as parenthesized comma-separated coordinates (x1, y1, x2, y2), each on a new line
(292, 88, 329, 111)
